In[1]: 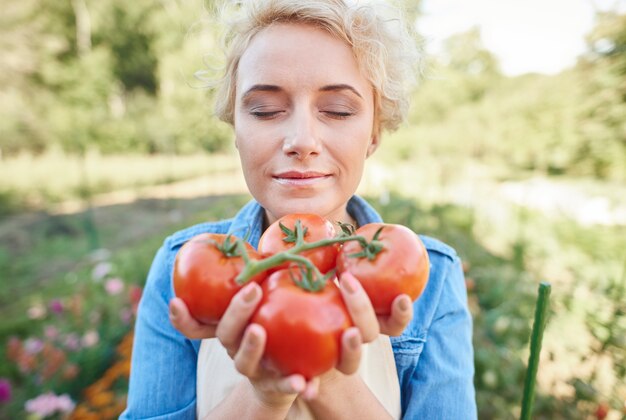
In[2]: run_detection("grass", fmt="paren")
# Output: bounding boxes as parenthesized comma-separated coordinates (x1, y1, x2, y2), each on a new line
(0, 150, 240, 214)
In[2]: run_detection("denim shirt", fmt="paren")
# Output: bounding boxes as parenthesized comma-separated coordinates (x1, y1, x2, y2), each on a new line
(121, 196, 477, 419)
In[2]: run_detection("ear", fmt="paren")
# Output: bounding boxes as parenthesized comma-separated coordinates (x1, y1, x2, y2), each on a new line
(366, 133, 380, 158)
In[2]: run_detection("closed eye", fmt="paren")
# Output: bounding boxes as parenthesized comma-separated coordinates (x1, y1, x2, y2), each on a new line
(251, 110, 283, 119)
(323, 110, 354, 119)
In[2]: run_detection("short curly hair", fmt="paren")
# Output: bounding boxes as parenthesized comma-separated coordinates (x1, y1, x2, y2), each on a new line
(211, 0, 422, 135)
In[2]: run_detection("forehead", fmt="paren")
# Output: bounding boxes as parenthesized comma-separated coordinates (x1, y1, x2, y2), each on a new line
(236, 23, 371, 95)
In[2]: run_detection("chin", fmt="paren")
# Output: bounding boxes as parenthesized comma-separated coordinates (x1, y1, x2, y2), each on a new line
(262, 197, 338, 223)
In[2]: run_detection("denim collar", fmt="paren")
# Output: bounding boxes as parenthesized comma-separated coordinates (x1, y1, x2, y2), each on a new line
(227, 195, 383, 249)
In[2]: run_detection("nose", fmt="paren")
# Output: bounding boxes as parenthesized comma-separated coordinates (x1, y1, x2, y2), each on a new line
(282, 106, 322, 159)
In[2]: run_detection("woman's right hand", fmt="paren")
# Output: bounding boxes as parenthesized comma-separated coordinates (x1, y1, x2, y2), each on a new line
(169, 282, 320, 407)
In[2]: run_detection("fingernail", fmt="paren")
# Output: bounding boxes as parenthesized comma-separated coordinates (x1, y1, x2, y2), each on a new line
(398, 297, 410, 311)
(290, 377, 304, 393)
(348, 333, 361, 350)
(170, 304, 179, 319)
(243, 283, 258, 303)
(341, 275, 358, 294)
(247, 331, 258, 347)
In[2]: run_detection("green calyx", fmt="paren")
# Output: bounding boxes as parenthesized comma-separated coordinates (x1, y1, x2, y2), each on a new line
(279, 220, 308, 245)
(346, 226, 385, 261)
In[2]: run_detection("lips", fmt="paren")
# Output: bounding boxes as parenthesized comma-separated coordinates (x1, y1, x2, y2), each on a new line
(273, 171, 331, 186)
(274, 171, 328, 179)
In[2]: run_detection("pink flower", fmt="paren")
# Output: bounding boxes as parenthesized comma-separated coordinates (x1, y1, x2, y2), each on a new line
(81, 330, 99, 348)
(63, 333, 81, 351)
(49, 299, 64, 315)
(44, 326, 59, 340)
(105, 277, 124, 295)
(0, 378, 11, 403)
(23, 338, 44, 355)
(91, 262, 112, 281)
(25, 392, 75, 417)
(120, 307, 134, 324)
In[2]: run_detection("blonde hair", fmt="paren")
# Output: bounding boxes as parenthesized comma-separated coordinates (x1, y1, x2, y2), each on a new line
(210, 0, 421, 135)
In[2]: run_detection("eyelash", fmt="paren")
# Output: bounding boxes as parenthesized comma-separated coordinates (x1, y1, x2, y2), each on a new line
(250, 111, 354, 120)
(251, 111, 280, 119)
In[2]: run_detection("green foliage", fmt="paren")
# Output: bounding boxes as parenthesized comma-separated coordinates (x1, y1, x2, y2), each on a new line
(0, 0, 228, 157)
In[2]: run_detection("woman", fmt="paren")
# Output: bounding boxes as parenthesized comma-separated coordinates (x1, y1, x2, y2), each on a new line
(121, 1, 476, 418)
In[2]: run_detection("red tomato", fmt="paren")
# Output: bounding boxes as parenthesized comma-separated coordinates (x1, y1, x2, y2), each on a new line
(251, 269, 353, 379)
(258, 213, 338, 274)
(173, 233, 266, 325)
(337, 223, 430, 315)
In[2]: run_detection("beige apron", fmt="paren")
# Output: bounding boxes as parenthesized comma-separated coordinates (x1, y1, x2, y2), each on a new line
(196, 335, 402, 419)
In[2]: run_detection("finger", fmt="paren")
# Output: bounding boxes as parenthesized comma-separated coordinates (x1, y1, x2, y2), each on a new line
(255, 374, 307, 395)
(379, 294, 413, 336)
(339, 272, 379, 343)
(301, 377, 320, 401)
(216, 282, 262, 353)
(169, 298, 217, 339)
(336, 327, 362, 375)
(234, 324, 266, 378)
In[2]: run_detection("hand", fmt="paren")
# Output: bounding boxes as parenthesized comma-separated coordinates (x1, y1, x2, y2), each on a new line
(339, 272, 413, 339)
(169, 297, 217, 339)
(217, 282, 320, 406)
(172, 282, 320, 406)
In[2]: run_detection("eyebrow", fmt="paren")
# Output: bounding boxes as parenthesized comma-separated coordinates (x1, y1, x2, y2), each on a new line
(319, 84, 363, 99)
(241, 85, 283, 103)
(240, 83, 364, 102)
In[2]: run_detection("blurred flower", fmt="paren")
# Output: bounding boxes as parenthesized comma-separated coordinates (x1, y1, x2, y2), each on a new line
(49, 299, 64, 315)
(6, 336, 22, 361)
(24, 338, 44, 355)
(129, 285, 143, 308)
(41, 344, 67, 380)
(105, 277, 124, 295)
(68, 294, 84, 318)
(92, 262, 112, 281)
(82, 330, 99, 348)
(0, 378, 11, 403)
(27, 303, 46, 320)
(63, 333, 81, 351)
(62, 363, 80, 380)
(120, 307, 133, 324)
(89, 248, 111, 263)
(17, 354, 36, 374)
(25, 392, 75, 417)
(44, 325, 59, 340)
(595, 402, 609, 419)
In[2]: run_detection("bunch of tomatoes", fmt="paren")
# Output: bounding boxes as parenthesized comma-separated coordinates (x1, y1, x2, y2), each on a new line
(173, 213, 430, 379)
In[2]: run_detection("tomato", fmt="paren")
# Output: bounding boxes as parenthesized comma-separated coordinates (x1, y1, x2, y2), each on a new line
(337, 223, 430, 315)
(173, 233, 266, 325)
(251, 269, 352, 379)
(258, 213, 339, 274)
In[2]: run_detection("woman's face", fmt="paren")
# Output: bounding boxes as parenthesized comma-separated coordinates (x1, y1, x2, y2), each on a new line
(234, 23, 378, 226)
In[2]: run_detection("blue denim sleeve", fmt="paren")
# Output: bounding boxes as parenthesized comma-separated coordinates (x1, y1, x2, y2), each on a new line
(120, 244, 199, 420)
(398, 252, 477, 419)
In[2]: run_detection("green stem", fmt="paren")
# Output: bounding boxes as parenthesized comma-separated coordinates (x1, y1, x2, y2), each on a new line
(234, 234, 374, 286)
(235, 246, 322, 285)
(520, 282, 552, 420)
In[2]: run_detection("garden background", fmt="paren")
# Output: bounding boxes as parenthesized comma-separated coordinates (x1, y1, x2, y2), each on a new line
(1, 0, 625, 419)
